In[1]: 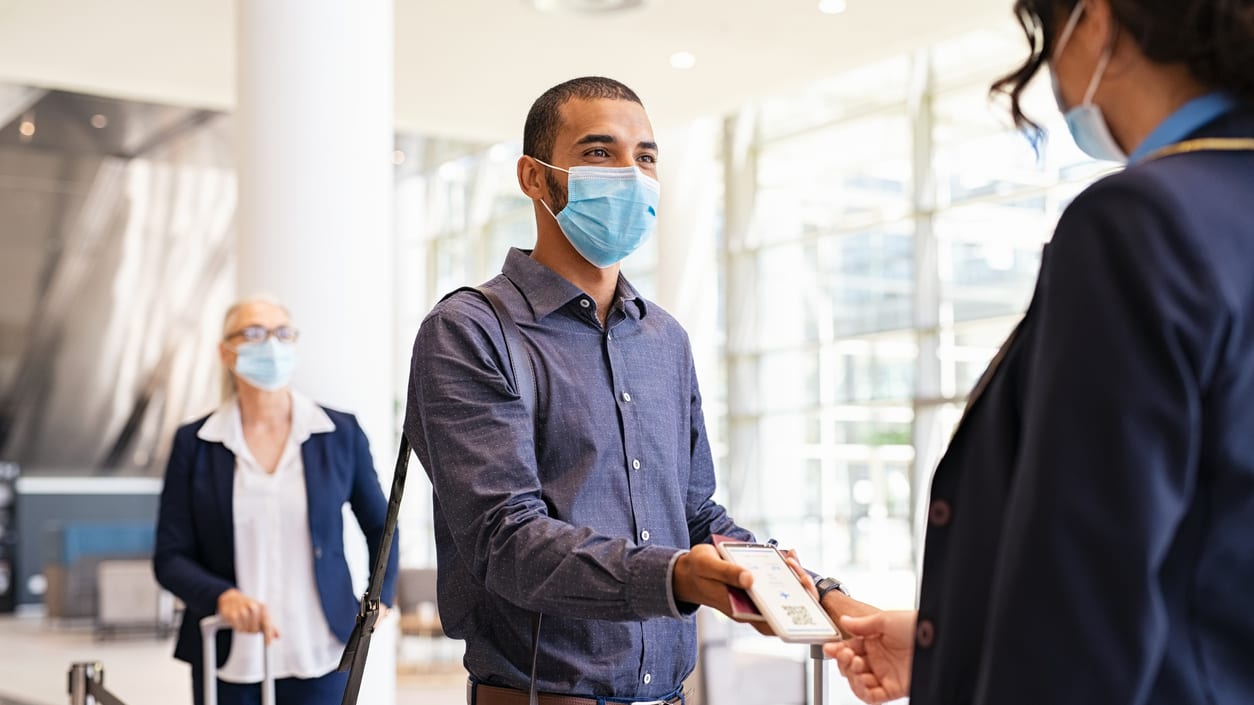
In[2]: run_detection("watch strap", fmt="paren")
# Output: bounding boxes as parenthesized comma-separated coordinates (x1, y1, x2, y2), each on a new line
(816, 576, 849, 601)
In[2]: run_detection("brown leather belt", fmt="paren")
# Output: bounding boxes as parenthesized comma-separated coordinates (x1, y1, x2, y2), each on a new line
(468, 681, 683, 705)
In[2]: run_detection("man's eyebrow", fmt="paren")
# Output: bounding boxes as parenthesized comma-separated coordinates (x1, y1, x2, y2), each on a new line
(572, 134, 658, 153)
(574, 134, 616, 145)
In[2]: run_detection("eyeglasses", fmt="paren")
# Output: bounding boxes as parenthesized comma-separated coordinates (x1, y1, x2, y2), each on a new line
(224, 324, 299, 344)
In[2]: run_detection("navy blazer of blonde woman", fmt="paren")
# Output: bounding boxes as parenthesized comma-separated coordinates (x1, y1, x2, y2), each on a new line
(154, 406, 398, 672)
(910, 101, 1254, 705)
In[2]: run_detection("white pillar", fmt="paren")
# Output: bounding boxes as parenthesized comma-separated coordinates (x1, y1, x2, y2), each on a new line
(236, 1, 397, 702)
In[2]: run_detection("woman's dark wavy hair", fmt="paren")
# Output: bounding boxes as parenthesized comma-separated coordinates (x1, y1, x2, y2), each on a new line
(991, 0, 1254, 134)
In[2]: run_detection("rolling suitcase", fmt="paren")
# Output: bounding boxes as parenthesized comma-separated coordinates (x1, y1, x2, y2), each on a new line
(200, 615, 275, 705)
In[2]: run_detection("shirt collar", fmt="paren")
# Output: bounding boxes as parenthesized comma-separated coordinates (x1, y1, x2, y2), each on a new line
(1128, 92, 1239, 164)
(501, 247, 648, 321)
(197, 389, 336, 455)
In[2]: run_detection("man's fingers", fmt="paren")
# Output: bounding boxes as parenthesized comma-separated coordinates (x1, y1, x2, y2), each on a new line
(689, 544, 753, 588)
(784, 557, 819, 598)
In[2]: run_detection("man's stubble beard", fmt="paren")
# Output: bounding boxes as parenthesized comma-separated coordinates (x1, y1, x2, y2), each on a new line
(544, 170, 568, 214)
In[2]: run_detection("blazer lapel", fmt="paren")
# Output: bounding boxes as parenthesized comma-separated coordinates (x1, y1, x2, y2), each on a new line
(951, 243, 1050, 437)
(957, 319, 1024, 427)
(301, 432, 329, 540)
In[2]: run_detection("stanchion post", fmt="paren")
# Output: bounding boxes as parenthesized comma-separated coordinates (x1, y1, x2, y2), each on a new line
(68, 662, 99, 705)
(810, 644, 829, 705)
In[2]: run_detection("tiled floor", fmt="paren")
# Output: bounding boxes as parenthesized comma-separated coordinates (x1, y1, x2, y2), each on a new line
(0, 613, 467, 705)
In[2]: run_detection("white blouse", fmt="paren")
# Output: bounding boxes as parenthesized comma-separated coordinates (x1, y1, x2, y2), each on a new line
(196, 391, 345, 683)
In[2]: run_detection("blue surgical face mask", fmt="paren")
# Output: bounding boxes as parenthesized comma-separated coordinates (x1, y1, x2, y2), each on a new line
(1050, 1, 1127, 162)
(232, 338, 297, 392)
(535, 159, 660, 269)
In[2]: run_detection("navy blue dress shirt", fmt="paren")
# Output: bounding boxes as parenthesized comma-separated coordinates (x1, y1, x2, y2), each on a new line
(404, 248, 752, 699)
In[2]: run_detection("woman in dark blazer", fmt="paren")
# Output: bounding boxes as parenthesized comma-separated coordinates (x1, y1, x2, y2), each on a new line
(826, 1, 1254, 704)
(154, 297, 397, 705)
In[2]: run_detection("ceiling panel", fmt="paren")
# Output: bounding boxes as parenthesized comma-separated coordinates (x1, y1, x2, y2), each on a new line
(0, 0, 1016, 140)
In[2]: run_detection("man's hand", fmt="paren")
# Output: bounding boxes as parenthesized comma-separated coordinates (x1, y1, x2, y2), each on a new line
(672, 543, 753, 616)
(217, 588, 281, 645)
(825, 610, 916, 704)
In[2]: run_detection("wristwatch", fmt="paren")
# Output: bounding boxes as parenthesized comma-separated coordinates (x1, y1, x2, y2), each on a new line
(815, 576, 850, 601)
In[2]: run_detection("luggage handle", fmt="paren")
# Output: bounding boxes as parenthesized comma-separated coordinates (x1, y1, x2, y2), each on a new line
(200, 615, 275, 705)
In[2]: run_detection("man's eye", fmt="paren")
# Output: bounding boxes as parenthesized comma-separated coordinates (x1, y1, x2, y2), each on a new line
(586, 148, 610, 157)
(638, 154, 657, 164)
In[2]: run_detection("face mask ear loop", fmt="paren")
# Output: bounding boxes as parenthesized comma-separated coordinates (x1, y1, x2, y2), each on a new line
(533, 156, 568, 221)
(1082, 41, 1114, 105)
(1053, 1, 1086, 64)
(532, 157, 569, 174)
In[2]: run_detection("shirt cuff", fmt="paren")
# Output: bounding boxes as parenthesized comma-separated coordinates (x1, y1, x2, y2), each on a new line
(666, 550, 699, 617)
(627, 545, 687, 620)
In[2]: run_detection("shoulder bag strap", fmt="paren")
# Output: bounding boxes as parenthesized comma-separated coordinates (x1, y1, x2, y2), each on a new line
(338, 283, 540, 705)
(472, 286, 543, 705)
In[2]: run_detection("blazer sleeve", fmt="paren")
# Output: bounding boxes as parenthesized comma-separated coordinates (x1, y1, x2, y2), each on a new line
(345, 415, 399, 607)
(153, 425, 236, 615)
(971, 177, 1225, 704)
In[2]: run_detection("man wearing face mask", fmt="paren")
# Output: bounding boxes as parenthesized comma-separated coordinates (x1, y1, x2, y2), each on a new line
(154, 296, 398, 705)
(815, 1, 1254, 704)
(403, 77, 756, 705)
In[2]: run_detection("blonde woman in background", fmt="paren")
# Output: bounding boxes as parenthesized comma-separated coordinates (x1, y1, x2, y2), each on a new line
(154, 297, 397, 705)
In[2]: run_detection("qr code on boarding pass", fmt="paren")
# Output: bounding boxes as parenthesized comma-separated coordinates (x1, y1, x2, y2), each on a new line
(783, 605, 816, 626)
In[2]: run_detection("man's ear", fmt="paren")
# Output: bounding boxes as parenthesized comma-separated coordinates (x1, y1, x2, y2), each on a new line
(517, 155, 547, 201)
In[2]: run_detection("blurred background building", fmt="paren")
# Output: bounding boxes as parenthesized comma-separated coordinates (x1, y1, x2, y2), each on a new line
(0, 1, 1112, 703)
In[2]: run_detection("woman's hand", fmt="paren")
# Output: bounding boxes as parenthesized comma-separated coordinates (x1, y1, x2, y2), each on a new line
(825, 609, 917, 704)
(217, 588, 281, 645)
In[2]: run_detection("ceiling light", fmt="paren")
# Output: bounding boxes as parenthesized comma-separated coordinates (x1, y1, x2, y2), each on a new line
(818, 0, 848, 14)
(392, 149, 406, 165)
(91, 114, 108, 129)
(531, 0, 646, 14)
(670, 51, 697, 70)
(18, 119, 34, 137)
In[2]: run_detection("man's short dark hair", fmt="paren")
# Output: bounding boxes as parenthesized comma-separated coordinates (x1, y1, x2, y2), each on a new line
(523, 76, 643, 162)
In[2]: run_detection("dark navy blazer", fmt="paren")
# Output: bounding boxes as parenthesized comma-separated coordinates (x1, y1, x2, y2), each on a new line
(153, 405, 398, 669)
(912, 108, 1254, 705)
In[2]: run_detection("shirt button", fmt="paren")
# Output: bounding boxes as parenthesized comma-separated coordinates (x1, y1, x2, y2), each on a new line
(314, 546, 323, 559)
(916, 619, 935, 648)
(622, 392, 632, 402)
(641, 530, 651, 541)
(929, 499, 952, 527)
(643, 673, 652, 685)
(632, 458, 641, 470)
(579, 298, 591, 309)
